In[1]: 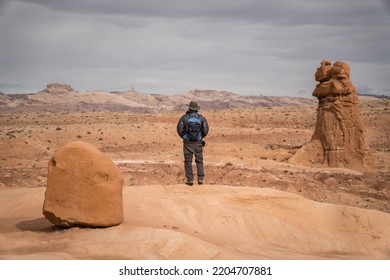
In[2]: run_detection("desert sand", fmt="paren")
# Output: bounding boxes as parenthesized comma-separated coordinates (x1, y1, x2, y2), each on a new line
(0, 89, 389, 259)
(1, 185, 390, 260)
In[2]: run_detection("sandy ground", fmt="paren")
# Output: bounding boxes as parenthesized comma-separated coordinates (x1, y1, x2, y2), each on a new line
(1, 184, 390, 260)
(0, 97, 389, 259)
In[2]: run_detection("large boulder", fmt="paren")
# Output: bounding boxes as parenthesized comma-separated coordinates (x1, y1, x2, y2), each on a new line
(43, 141, 124, 227)
(290, 60, 373, 171)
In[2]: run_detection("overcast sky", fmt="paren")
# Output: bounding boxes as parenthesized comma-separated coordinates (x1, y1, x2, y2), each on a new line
(0, 0, 389, 96)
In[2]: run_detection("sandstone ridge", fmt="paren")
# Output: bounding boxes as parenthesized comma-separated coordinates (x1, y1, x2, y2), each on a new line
(0, 84, 316, 113)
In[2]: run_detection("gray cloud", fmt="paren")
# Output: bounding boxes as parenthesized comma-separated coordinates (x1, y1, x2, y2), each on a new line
(0, 0, 389, 96)
(12, 0, 385, 26)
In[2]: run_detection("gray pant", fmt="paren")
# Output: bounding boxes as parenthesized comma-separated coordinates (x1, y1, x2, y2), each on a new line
(183, 140, 204, 183)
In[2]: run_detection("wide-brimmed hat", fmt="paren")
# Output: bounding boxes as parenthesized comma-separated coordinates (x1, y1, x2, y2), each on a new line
(187, 101, 200, 111)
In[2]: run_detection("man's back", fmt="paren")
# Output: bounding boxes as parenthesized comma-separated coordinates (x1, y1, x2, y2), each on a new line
(177, 111, 209, 141)
(176, 101, 209, 185)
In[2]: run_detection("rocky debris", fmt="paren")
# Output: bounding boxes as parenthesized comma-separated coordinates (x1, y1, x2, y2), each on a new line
(40, 83, 76, 94)
(290, 60, 373, 171)
(43, 141, 124, 227)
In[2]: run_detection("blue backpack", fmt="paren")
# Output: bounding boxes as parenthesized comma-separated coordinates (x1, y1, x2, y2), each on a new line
(184, 115, 202, 141)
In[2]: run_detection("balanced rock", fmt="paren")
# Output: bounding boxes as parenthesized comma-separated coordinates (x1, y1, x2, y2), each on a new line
(43, 141, 124, 227)
(290, 60, 373, 171)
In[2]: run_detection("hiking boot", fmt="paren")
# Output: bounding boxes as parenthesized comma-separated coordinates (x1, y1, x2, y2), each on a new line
(185, 181, 193, 186)
(198, 181, 203, 185)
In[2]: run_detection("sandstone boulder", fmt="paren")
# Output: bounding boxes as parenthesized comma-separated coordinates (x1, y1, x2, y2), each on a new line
(290, 60, 373, 171)
(43, 141, 124, 227)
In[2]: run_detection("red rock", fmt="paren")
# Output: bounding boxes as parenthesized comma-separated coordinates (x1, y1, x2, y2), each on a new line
(290, 60, 373, 171)
(43, 141, 124, 227)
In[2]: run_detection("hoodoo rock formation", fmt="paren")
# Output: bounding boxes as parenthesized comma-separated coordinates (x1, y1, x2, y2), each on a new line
(43, 141, 124, 227)
(290, 60, 373, 171)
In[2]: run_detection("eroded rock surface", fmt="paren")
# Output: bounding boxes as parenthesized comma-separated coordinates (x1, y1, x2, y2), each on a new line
(43, 141, 124, 227)
(40, 83, 76, 94)
(290, 60, 373, 171)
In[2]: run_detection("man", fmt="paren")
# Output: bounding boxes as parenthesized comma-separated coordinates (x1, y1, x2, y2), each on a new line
(176, 101, 209, 186)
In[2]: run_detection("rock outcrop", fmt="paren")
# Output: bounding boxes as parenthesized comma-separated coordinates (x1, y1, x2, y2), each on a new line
(290, 60, 373, 171)
(43, 141, 124, 227)
(40, 83, 76, 94)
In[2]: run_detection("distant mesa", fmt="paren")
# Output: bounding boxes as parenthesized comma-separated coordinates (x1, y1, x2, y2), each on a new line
(290, 60, 373, 171)
(1, 85, 317, 113)
(40, 83, 76, 94)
